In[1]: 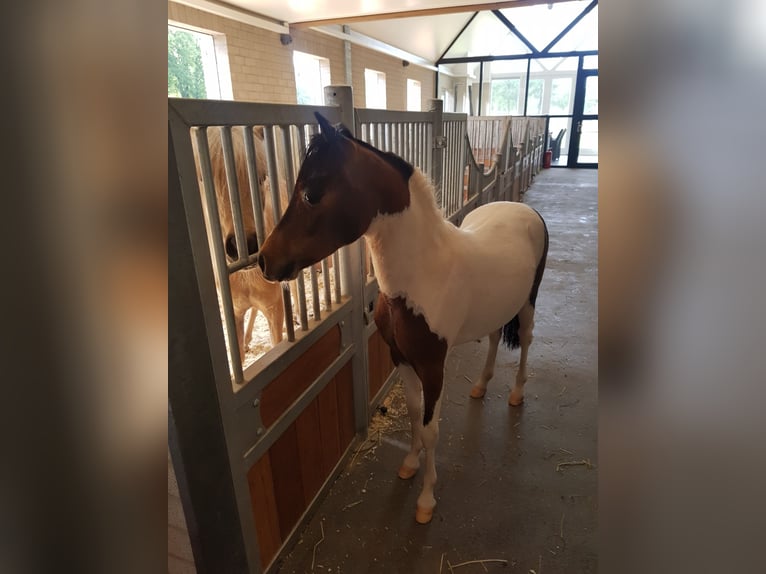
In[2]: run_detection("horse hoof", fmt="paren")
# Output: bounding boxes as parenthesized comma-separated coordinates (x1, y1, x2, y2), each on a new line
(415, 505, 434, 524)
(508, 393, 524, 406)
(470, 386, 486, 399)
(398, 465, 418, 480)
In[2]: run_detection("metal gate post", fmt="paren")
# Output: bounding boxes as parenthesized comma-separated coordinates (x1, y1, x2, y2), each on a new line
(429, 98, 444, 209)
(169, 121, 257, 573)
(324, 85, 370, 435)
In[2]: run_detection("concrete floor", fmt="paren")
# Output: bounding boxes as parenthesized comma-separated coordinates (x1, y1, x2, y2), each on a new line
(276, 168, 598, 573)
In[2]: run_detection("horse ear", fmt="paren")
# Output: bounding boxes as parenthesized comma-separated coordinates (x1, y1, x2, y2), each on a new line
(314, 112, 337, 141)
(337, 124, 353, 138)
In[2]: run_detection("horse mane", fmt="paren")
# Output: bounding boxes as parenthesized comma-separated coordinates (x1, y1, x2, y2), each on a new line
(305, 130, 414, 182)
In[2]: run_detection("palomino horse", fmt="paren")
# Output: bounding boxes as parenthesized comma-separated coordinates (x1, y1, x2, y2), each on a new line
(257, 113, 549, 524)
(200, 127, 289, 362)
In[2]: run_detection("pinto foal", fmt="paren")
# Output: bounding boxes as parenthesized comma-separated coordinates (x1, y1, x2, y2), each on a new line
(258, 113, 548, 523)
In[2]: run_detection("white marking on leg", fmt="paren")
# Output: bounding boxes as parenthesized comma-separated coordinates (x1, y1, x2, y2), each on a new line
(471, 329, 501, 398)
(510, 305, 535, 406)
(400, 365, 423, 474)
(417, 394, 443, 515)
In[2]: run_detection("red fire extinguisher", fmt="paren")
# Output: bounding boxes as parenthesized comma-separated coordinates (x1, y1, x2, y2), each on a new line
(543, 149, 552, 169)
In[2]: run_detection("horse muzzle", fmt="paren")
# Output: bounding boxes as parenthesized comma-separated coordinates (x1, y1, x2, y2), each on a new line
(257, 252, 299, 282)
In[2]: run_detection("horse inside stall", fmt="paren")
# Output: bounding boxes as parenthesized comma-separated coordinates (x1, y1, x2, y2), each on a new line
(257, 112, 549, 524)
(198, 126, 290, 363)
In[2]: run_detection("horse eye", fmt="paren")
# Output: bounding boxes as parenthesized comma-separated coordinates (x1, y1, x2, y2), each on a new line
(303, 190, 319, 205)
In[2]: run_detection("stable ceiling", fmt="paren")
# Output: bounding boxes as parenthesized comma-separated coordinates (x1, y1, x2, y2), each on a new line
(193, 0, 594, 66)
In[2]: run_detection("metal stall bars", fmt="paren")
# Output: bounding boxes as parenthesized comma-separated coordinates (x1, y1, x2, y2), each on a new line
(442, 111, 468, 220)
(170, 87, 511, 574)
(170, 91, 365, 573)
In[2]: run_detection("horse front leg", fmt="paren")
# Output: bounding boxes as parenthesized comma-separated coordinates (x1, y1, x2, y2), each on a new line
(413, 362, 444, 524)
(397, 365, 423, 480)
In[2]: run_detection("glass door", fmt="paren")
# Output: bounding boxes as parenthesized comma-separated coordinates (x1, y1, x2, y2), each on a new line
(568, 64, 598, 167)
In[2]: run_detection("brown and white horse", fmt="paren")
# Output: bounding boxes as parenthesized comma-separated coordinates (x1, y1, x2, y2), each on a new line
(257, 112, 549, 524)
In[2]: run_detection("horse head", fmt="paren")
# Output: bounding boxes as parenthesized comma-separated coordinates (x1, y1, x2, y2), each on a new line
(258, 112, 411, 281)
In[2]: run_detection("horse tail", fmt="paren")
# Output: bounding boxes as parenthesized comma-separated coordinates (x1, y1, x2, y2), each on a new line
(528, 208, 549, 308)
(502, 315, 521, 349)
(502, 209, 549, 350)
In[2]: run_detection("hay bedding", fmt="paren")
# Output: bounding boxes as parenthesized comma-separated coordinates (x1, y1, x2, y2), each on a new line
(216, 265, 339, 372)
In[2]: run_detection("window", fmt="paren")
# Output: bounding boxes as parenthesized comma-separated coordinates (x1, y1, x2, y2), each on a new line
(488, 78, 521, 115)
(526, 78, 544, 115)
(293, 50, 331, 105)
(168, 24, 232, 99)
(549, 78, 574, 114)
(364, 69, 387, 109)
(441, 87, 454, 113)
(584, 76, 598, 114)
(406, 79, 421, 111)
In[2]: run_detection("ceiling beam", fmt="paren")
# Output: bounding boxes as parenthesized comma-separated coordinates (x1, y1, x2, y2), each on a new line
(439, 49, 597, 64)
(312, 25, 439, 70)
(437, 11, 478, 63)
(173, 0, 289, 34)
(290, 0, 577, 29)
(491, 9, 539, 54)
(542, 0, 597, 53)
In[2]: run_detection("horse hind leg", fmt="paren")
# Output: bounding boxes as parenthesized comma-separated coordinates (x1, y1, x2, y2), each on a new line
(264, 304, 285, 346)
(509, 302, 535, 406)
(398, 365, 423, 480)
(234, 304, 249, 364)
(470, 328, 501, 399)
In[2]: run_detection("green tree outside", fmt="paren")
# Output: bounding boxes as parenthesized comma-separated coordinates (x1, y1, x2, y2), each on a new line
(168, 27, 206, 98)
(489, 79, 520, 115)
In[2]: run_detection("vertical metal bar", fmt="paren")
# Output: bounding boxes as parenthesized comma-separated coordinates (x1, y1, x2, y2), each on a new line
(460, 126, 466, 209)
(391, 123, 397, 155)
(377, 123, 383, 150)
(298, 124, 308, 163)
(220, 127, 249, 265)
(447, 122, 453, 211)
(262, 126, 282, 223)
(321, 257, 332, 310)
(413, 122, 419, 168)
(310, 265, 321, 321)
(282, 283, 295, 342)
(296, 272, 309, 331)
(169, 118, 256, 573)
(324, 84, 369, 436)
(394, 123, 400, 156)
(418, 122, 428, 174)
(478, 62, 484, 116)
(333, 250, 342, 304)
(368, 243, 375, 278)
(193, 128, 244, 383)
(280, 124, 297, 195)
(429, 99, 443, 205)
(524, 57, 531, 116)
(410, 122, 415, 166)
(242, 126, 267, 250)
